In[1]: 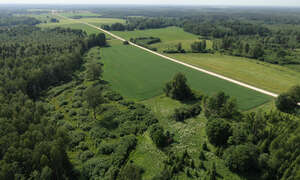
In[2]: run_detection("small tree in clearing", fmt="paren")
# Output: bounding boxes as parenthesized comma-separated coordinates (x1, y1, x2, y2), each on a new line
(164, 72, 193, 101)
(84, 85, 104, 119)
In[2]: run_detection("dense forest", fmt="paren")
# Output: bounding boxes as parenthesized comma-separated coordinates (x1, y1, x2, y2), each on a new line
(0, 15, 107, 179)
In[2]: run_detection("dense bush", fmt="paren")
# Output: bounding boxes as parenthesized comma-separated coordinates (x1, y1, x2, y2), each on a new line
(149, 124, 167, 148)
(172, 104, 202, 121)
(276, 85, 300, 113)
(206, 118, 232, 147)
(191, 40, 207, 53)
(118, 163, 144, 180)
(223, 143, 259, 173)
(203, 91, 240, 119)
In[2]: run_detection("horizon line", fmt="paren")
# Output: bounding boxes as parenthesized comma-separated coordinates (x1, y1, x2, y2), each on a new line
(0, 3, 299, 8)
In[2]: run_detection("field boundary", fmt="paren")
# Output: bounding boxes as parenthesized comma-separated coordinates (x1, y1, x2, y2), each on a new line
(55, 13, 300, 102)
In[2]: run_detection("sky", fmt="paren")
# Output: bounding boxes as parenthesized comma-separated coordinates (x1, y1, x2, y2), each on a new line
(0, 0, 299, 7)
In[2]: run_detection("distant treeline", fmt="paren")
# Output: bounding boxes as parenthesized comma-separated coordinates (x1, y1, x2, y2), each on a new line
(0, 16, 41, 27)
(102, 17, 178, 31)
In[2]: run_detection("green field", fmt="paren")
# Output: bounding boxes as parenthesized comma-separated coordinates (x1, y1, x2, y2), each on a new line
(111, 26, 212, 52)
(101, 40, 271, 110)
(166, 53, 300, 94)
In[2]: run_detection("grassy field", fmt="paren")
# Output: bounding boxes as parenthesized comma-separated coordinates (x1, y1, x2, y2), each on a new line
(111, 26, 212, 52)
(166, 53, 300, 94)
(101, 40, 271, 110)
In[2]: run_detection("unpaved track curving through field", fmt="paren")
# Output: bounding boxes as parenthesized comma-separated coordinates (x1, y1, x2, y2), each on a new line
(56, 13, 300, 106)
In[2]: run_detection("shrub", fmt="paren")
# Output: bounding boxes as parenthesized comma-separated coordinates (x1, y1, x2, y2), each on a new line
(98, 142, 115, 155)
(206, 118, 232, 147)
(275, 93, 297, 113)
(104, 91, 123, 101)
(59, 100, 68, 107)
(70, 131, 86, 148)
(79, 150, 94, 162)
(149, 124, 167, 148)
(118, 163, 144, 180)
(54, 113, 64, 120)
(69, 110, 77, 116)
(203, 91, 240, 119)
(72, 101, 82, 108)
(223, 143, 259, 173)
(172, 104, 202, 121)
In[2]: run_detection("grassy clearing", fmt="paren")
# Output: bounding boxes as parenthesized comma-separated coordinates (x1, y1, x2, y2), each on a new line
(166, 53, 300, 94)
(128, 132, 167, 180)
(101, 40, 271, 110)
(111, 26, 212, 52)
(141, 96, 243, 180)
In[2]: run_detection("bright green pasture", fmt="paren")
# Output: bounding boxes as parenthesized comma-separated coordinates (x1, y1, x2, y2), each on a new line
(111, 26, 211, 52)
(166, 53, 300, 94)
(101, 40, 272, 110)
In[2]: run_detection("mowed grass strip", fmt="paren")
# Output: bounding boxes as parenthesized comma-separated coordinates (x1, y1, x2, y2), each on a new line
(101, 40, 272, 110)
(166, 53, 300, 94)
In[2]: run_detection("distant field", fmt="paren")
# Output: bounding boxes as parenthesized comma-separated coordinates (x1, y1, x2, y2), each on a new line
(111, 26, 212, 52)
(101, 40, 271, 110)
(59, 11, 101, 17)
(77, 17, 126, 26)
(39, 16, 125, 35)
(166, 53, 300, 94)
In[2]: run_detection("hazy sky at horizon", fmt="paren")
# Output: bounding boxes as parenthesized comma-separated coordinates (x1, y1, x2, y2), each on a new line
(0, 0, 299, 6)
